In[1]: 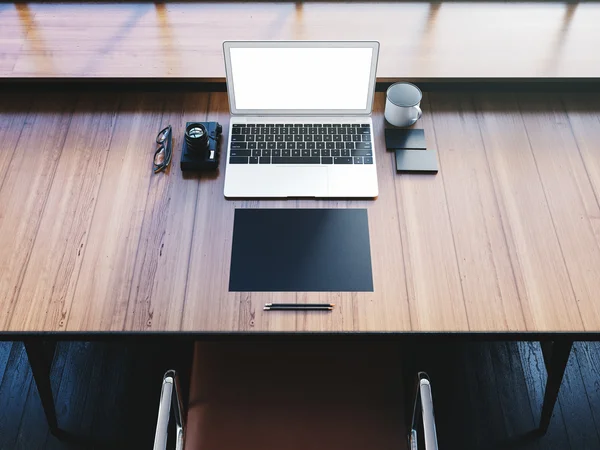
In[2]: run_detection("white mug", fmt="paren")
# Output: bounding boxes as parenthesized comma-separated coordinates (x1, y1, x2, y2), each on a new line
(384, 82, 423, 127)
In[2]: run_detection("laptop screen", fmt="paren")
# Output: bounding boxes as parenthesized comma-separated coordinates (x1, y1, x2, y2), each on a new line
(225, 43, 378, 114)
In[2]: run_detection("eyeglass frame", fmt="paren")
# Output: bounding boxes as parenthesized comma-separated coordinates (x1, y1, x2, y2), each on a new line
(154, 125, 173, 173)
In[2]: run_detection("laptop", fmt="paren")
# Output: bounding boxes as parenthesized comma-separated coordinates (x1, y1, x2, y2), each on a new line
(223, 41, 380, 198)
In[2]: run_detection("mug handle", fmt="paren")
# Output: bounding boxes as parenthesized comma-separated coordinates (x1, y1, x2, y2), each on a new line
(408, 105, 422, 126)
(413, 105, 422, 120)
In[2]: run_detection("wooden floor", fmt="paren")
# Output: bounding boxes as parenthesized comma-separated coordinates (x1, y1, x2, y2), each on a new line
(1, 2, 600, 79)
(1, 340, 600, 449)
(0, 340, 193, 450)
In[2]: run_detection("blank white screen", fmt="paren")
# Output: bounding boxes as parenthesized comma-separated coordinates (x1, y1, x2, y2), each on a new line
(229, 47, 374, 111)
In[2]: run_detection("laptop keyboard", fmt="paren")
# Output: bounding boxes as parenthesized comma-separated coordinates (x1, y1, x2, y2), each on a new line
(229, 123, 373, 165)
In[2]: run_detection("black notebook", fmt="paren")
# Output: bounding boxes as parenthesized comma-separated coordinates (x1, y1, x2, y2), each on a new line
(385, 129, 426, 150)
(229, 209, 374, 292)
(396, 149, 439, 174)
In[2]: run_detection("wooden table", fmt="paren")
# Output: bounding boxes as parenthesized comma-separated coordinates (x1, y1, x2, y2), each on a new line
(1, 90, 599, 435)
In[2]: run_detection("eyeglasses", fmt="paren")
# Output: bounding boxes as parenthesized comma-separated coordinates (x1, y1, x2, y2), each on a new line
(154, 125, 172, 173)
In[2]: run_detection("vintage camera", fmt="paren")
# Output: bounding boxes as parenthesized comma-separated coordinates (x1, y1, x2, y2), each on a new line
(180, 121, 222, 172)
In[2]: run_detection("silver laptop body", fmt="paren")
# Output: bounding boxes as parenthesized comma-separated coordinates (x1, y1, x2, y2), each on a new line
(223, 41, 379, 198)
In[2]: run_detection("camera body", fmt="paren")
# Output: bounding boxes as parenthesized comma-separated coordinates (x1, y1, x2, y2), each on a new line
(180, 121, 222, 172)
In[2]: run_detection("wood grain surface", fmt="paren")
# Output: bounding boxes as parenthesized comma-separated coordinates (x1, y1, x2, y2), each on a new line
(1, 91, 600, 333)
(1, 2, 599, 79)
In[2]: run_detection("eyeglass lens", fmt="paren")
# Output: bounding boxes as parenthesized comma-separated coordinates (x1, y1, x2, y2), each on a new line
(154, 145, 166, 166)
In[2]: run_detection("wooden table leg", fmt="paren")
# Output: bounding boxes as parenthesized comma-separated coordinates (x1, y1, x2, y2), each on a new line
(24, 339, 59, 435)
(539, 339, 573, 434)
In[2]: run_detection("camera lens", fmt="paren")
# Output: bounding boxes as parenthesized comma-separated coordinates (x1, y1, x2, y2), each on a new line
(185, 123, 209, 154)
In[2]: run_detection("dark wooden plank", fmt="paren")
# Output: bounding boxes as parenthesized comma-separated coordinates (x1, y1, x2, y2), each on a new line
(0, 341, 12, 386)
(0, 342, 33, 449)
(404, 342, 508, 450)
(89, 343, 163, 448)
(87, 343, 133, 446)
(517, 342, 571, 450)
(461, 343, 510, 449)
(43, 342, 97, 444)
(87, 341, 191, 447)
(572, 342, 600, 444)
(16, 341, 70, 449)
(44, 342, 109, 449)
(490, 342, 540, 449)
(110, 344, 158, 448)
(13, 383, 49, 449)
(552, 342, 600, 448)
(76, 343, 109, 440)
(425, 343, 485, 450)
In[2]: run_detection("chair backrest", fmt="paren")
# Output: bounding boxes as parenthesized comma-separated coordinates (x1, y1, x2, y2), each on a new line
(154, 351, 439, 450)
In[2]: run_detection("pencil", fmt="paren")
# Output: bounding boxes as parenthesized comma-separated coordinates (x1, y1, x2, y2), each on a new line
(264, 304, 334, 311)
(265, 303, 335, 308)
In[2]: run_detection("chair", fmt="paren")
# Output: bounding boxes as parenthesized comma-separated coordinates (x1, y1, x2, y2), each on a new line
(154, 342, 439, 450)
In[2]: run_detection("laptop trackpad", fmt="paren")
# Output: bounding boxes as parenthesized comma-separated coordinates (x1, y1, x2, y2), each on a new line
(277, 167, 328, 197)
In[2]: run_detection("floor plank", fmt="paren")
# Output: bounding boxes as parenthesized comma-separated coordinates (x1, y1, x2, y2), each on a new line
(572, 342, 600, 444)
(461, 344, 509, 449)
(46, 342, 98, 445)
(0, 342, 12, 387)
(17, 341, 69, 450)
(0, 343, 34, 449)
(0, 340, 192, 449)
(492, 342, 540, 449)
(518, 342, 571, 450)
(554, 344, 600, 449)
